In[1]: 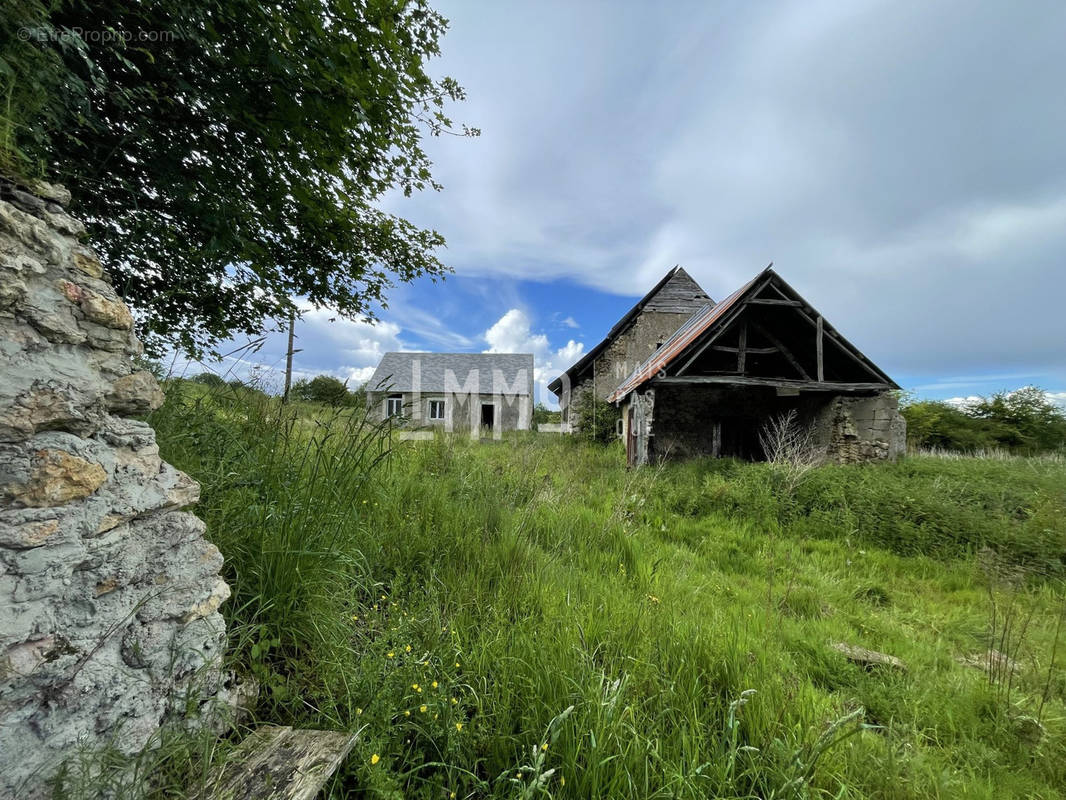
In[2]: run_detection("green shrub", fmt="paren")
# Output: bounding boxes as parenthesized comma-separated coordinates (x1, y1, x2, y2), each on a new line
(903, 387, 1066, 454)
(571, 390, 620, 444)
(289, 374, 363, 407)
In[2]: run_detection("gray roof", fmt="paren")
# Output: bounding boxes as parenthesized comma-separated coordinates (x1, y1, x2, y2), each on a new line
(367, 352, 534, 396)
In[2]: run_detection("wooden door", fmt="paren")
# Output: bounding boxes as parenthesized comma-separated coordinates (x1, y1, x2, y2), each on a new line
(626, 406, 636, 467)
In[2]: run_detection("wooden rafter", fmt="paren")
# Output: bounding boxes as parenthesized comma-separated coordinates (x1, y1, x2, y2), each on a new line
(655, 376, 888, 391)
(816, 315, 824, 382)
(749, 321, 812, 380)
(737, 321, 747, 373)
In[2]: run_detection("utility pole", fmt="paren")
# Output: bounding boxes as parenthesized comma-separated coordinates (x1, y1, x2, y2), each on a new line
(282, 311, 295, 403)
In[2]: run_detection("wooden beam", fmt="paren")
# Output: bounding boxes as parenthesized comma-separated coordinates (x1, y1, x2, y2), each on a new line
(749, 321, 811, 380)
(746, 298, 803, 306)
(654, 376, 889, 392)
(711, 345, 778, 355)
(674, 277, 774, 375)
(737, 322, 747, 374)
(753, 272, 894, 385)
(816, 315, 824, 382)
(772, 294, 885, 381)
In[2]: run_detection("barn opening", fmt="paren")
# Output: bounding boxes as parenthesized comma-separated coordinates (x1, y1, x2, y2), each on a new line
(607, 266, 905, 466)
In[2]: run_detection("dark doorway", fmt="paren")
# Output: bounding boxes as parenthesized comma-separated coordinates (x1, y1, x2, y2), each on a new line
(480, 403, 495, 428)
(719, 417, 765, 460)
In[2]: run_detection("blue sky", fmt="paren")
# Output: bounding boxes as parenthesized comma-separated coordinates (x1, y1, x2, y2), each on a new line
(187, 0, 1066, 409)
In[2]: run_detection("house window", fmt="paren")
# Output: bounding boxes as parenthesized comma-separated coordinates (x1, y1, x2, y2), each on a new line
(429, 399, 445, 420)
(386, 394, 403, 417)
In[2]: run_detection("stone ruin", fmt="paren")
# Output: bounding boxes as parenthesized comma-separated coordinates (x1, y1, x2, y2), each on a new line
(0, 179, 231, 797)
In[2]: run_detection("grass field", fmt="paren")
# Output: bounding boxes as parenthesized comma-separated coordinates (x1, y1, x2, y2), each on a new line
(64, 383, 1066, 798)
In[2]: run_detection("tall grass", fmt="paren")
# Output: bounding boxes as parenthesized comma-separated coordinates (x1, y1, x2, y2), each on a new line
(63, 384, 1066, 798)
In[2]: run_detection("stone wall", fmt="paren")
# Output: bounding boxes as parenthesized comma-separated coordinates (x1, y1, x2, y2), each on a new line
(629, 384, 905, 465)
(562, 310, 694, 430)
(814, 394, 906, 463)
(0, 180, 231, 798)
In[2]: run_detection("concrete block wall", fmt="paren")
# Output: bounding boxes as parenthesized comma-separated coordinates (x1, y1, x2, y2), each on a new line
(0, 179, 231, 797)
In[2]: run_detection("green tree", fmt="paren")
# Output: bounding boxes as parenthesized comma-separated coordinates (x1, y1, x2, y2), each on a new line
(291, 374, 353, 407)
(902, 388, 1066, 454)
(971, 387, 1066, 452)
(190, 372, 228, 389)
(572, 391, 620, 445)
(532, 402, 560, 429)
(1, 0, 475, 355)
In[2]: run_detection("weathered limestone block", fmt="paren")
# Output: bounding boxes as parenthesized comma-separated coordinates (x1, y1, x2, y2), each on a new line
(1, 445, 108, 508)
(107, 370, 166, 415)
(0, 178, 232, 799)
(818, 393, 905, 464)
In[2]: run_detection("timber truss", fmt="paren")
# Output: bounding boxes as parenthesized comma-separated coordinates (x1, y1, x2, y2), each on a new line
(608, 265, 898, 402)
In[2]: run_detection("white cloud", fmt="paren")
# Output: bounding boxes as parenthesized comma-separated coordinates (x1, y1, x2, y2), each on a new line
(555, 339, 585, 364)
(482, 309, 585, 406)
(484, 308, 549, 355)
(561, 316, 579, 329)
(944, 388, 1066, 410)
(295, 302, 404, 366)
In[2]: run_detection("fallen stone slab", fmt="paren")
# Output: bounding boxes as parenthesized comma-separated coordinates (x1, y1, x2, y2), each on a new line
(955, 649, 1018, 675)
(831, 642, 905, 670)
(192, 726, 358, 800)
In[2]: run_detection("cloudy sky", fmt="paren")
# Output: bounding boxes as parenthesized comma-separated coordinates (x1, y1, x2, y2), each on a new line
(193, 0, 1066, 407)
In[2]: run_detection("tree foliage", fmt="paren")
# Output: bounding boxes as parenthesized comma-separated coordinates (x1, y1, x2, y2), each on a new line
(290, 374, 363, 408)
(572, 390, 620, 445)
(1, 0, 474, 354)
(532, 402, 560, 429)
(902, 387, 1066, 454)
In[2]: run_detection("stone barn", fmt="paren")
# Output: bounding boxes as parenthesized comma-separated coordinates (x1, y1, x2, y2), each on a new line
(366, 352, 534, 434)
(552, 265, 905, 466)
(547, 266, 712, 428)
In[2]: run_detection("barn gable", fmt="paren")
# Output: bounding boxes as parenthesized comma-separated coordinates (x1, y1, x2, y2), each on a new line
(609, 266, 905, 466)
(547, 266, 711, 397)
(610, 265, 896, 403)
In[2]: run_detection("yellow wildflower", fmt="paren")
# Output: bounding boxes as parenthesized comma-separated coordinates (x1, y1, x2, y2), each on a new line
(404, 710, 410, 717)
(431, 681, 438, 689)
(451, 697, 458, 705)
(411, 683, 419, 690)
(560, 775, 565, 786)
(450, 793, 456, 799)
(541, 743, 548, 752)
(356, 707, 363, 716)
(350, 614, 359, 621)
(405, 645, 412, 653)
(517, 772, 523, 780)
(386, 651, 395, 659)
(370, 753, 380, 765)
(420, 704, 427, 713)
(455, 722, 463, 732)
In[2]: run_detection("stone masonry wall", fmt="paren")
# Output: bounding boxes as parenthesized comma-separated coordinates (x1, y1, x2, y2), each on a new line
(813, 393, 906, 464)
(563, 311, 693, 431)
(637, 385, 905, 464)
(0, 180, 231, 798)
